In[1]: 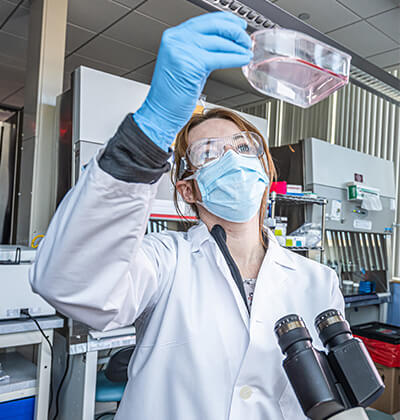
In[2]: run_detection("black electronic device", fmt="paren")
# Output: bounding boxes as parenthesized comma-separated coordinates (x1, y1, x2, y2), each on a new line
(274, 309, 384, 420)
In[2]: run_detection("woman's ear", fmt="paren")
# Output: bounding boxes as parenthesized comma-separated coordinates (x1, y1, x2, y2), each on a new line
(176, 180, 198, 204)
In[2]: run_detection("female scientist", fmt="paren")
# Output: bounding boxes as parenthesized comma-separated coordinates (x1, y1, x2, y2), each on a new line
(31, 11, 344, 420)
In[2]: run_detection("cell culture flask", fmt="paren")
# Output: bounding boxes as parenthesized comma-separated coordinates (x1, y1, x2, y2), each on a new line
(243, 28, 351, 108)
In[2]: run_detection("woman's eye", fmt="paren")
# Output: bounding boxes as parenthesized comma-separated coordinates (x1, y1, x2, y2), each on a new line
(199, 153, 207, 162)
(200, 150, 210, 159)
(237, 143, 250, 153)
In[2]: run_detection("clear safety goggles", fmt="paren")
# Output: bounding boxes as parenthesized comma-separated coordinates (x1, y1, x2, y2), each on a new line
(178, 131, 264, 179)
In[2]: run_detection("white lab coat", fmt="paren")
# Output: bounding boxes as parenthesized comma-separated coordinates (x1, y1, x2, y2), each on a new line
(30, 152, 344, 420)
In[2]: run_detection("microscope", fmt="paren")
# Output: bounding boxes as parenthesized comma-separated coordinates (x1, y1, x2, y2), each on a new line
(274, 309, 384, 420)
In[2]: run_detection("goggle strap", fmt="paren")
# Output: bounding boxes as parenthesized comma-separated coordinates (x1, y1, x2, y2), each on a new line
(177, 157, 188, 180)
(178, 156, 196, 180)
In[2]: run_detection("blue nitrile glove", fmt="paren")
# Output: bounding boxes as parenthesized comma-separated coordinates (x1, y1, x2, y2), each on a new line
(134, 12, 253, 152)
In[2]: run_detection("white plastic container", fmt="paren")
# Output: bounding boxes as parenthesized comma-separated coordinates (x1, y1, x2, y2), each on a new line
(243, 28, 351, 108)
(287, 184, 303, 194)
(342, 280, 354, 295)
(353, 282, 360, 295)
(285, 236, 305, 248)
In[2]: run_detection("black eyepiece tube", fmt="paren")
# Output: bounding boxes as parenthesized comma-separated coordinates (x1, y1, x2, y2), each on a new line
(274, 314, 312, 354)
(274, 314, 345, 420)
(315, 309, 353, 349)
(314, 309, 385, 408)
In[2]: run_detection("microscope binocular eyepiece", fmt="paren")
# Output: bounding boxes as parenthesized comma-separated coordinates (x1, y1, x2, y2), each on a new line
(274, 314, 312, 354)
(315, 309, 353, 350)
(274, 314, 306, 338)
(274, 310, 385, 420)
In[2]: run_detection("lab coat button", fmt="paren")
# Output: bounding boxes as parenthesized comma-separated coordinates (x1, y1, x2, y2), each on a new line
(239, 386, 253, 400)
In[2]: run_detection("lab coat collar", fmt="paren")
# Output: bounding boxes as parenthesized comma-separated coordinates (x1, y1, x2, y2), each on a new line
(187, 221, 212, 252)
(187, 222, 297, 272)
(267, 231, 297, 271)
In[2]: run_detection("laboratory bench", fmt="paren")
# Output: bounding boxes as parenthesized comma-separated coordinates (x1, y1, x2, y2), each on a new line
(54, 324, 135, 420)
(0, 315, 63, 419)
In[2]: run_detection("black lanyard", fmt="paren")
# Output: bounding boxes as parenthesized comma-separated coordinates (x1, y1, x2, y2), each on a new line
(210, 225, 250, 314)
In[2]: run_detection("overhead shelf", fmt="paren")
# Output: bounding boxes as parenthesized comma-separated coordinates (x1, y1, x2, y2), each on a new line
(344, 292, 391, 309)
(285, 246, 323, 252)
(272, 194, 327, 206)
(270, 192, 327, 261)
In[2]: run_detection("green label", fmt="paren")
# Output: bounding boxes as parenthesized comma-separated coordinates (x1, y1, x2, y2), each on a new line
(348, 185, 357, 200)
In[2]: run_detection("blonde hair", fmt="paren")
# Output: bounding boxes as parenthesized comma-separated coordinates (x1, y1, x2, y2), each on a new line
(171, 107, 276, 244)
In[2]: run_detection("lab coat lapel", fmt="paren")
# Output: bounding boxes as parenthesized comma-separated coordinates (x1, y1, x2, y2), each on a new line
(250, 234, 296, 332)
(212, 240, 250, 331)
(189, 223, 250, 331)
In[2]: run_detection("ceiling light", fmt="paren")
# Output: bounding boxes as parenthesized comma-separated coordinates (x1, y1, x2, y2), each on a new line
(298, 12, 310, 21)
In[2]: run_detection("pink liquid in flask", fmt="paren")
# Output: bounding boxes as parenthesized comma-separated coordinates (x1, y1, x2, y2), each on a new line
(243, 29, 351, 108)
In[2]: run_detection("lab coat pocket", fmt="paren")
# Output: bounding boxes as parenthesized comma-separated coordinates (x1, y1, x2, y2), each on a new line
(278, 381, 307, 420)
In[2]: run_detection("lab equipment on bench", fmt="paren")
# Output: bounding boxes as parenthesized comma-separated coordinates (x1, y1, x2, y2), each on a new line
(290, 222, 322, 248)
(0, 316, 63, 420)
(285, 235, 305, 248)
(0, 110, 22, 245)
(275, 309, 384, 420)
(352, 322, 400, 368)
(287, 184, 303, 194)
(269, 192, 327, 258)
(347, 183, 383, 212)
(388, 282, 400, 326)
(0, 245, 55, 320)
(0, 243, 61, 420)
(270, 181, 287, 195)
(270, 138, 396, 325)
(342, 280, 355, 296)
(243, 28, 351, 108)
(268, 215, 287, 246)
(352, 322, 400, 414)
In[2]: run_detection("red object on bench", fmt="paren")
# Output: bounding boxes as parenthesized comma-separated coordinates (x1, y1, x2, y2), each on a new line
(270, 181, 287, 194)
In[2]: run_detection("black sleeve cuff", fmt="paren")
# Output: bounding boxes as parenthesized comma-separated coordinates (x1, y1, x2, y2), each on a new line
(98, 114, 172, 184)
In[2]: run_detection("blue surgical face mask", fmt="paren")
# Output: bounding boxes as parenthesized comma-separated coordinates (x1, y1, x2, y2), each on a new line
(186, 150, 269, 223)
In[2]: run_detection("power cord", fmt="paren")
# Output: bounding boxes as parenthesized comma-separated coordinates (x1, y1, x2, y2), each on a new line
(52, 352, 70, 420)
(98, 348, 113, 372)
(20, 310, 54, 417)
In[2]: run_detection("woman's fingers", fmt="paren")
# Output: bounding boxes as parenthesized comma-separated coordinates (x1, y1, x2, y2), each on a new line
(202, 50, 253, 72)
(182, 12, 251, 49)
(196, 34, 252, 55)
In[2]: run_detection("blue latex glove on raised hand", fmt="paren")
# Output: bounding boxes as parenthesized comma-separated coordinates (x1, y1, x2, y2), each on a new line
(134, 12, 253, 152)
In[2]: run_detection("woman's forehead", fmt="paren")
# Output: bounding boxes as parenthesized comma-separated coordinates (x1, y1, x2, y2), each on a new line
(188, 118, 240, 145)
